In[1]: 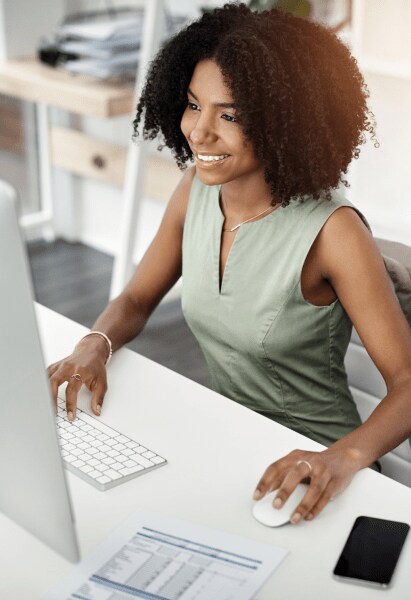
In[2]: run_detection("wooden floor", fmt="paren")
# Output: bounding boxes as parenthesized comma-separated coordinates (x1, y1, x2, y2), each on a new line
(28, 239, 210, 388)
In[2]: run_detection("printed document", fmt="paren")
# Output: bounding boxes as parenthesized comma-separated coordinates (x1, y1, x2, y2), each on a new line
(43, 512, 288, 600)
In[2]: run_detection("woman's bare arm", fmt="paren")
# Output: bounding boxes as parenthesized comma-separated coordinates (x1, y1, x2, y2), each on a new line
(254, 207, 411, 523)
(48, 166, 195, 418)
(319, 207, 411, 461)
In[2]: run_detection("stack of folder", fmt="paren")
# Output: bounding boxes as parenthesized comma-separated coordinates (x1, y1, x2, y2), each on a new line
(38, 8, 188, 80)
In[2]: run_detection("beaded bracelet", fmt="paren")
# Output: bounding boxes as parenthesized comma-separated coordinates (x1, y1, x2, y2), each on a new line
(77, 331, 113, 365)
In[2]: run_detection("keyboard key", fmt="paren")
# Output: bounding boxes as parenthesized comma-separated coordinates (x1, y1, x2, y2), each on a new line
(136, 446, 147, 454)
(88, 458, 100, 467)
(105, 438, 118, 447)
(96, 433, 109, 442)
(133, 456, 154, 469)
(96, 464, 109, 472)
(142, 451, 155, 459)
(122, 449, 134, 457)
(111, 462, 124, 471)
(151, 456, 166, 464)
(70, 438, 83, 447)
(115, 454, 129, 464)
(125, 441, 139, 449)
(96, 476, 111, 484)
(68, 423, 80, 431)
(78, 442, 91, 450)
(87, 447, 99, 456)
(99, 444, 111, 453)
(80, 465, 93, 474)
(120, 465, 144, 476)
(77, 413, 117, 436)
(64, 454, 77, 464)
(80, 452, 93, 462)
(113, 443, 126, 451)
(102, 457, 116, 466)
(115, 435, 129, 444)
(107, 449, 120, 458)
(105, 469, 122, 480)
(94, 452, 106, 460)
(88, 470, 101, 479)
(72, 459, 85, 468)
(124, 459, 138, 468)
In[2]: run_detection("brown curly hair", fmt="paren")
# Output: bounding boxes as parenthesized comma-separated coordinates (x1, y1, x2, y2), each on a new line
(133, 2, 377, 205)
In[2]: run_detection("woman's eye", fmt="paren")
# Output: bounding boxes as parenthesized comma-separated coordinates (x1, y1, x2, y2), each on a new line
(186, 102, 237, 123)
(222, 114, 237, 123)
(187, 102, 199, 111)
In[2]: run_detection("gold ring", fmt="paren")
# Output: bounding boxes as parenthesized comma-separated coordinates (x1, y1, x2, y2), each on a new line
(297, 459, 313, 475)
(70, 373, 83, 382)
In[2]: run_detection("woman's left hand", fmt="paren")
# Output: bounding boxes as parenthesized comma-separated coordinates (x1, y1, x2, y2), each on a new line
(253, 447, 363, 524)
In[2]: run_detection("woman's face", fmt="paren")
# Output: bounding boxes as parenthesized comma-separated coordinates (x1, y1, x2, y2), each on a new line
(181, 59, 264, 187)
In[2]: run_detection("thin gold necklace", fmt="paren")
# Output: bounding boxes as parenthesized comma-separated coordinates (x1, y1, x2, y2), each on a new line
(220, 191, 277, 232)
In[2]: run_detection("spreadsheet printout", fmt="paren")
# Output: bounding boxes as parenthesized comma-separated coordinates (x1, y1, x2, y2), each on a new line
(42, 513, 288, 600)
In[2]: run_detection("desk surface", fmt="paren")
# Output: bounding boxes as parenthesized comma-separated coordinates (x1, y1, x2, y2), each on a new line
(0, 58, 134, 117)
(2, 305, 411, 599)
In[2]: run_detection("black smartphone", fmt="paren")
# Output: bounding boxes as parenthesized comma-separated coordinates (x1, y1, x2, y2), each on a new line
(333, 516, 409, 588)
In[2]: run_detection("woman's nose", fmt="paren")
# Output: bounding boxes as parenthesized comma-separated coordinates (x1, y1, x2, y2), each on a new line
(189, 116, 217, 146)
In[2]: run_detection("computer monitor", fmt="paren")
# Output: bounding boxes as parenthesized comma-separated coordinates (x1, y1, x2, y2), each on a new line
(0, 180, 80, 563)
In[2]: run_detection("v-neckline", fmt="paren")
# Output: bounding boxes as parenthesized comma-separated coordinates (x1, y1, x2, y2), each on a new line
(218, 226, 241, 294)
(216, 185, 282, 295)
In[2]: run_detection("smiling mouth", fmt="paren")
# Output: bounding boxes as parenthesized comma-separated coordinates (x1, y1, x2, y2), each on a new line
(194, 152, 231, 167)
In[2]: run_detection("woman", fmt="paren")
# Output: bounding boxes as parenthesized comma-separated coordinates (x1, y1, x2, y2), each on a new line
(48, 4, 411, 525)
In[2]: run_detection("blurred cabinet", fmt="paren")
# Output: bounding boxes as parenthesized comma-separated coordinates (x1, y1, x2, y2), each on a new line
(0, 0, 180, 296)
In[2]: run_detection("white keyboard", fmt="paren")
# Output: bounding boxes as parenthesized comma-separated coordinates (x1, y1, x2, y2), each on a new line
(56, 397, 167, 491)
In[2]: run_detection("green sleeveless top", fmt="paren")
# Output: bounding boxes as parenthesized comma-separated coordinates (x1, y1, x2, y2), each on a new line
(181, 175, 364, 447)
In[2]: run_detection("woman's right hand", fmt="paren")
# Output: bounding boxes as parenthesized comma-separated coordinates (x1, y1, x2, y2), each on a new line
(47, 336, 109, 421)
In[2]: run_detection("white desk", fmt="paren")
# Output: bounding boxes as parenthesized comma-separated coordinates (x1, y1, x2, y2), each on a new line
(2, 304, 411, 599)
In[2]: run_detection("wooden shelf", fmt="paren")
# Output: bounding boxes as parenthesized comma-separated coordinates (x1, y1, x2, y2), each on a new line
(0, 57, 135, 117)
(50, 126, 182, 197)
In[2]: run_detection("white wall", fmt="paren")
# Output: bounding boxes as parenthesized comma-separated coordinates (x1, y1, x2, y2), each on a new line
(0, 0, 64, 60)
(347, 72, 411, 244)
(347, 0, 411, 245)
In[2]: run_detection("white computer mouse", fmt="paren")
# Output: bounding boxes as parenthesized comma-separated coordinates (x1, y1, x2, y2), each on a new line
(252, 483, 308, 527)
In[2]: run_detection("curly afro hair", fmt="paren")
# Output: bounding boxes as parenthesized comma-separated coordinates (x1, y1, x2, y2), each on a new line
(133, 2, 377, 205)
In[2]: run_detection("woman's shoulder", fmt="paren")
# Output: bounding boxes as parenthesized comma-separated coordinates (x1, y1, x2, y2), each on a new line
(298, 187, 371, 232)
(313, 192, 376, 277)
(165, 166, 196, 230)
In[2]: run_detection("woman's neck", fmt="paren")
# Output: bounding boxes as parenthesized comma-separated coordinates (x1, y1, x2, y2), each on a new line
(220, 174, 277, 219)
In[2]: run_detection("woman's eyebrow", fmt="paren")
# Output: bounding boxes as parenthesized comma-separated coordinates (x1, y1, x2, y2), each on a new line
(187, 88, 236, 109)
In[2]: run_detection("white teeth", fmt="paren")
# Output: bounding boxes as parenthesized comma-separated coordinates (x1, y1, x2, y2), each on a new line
(197, 154, 229, 162)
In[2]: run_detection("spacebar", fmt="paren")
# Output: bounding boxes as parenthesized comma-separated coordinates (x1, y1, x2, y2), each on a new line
(78, 411, 123, 438)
